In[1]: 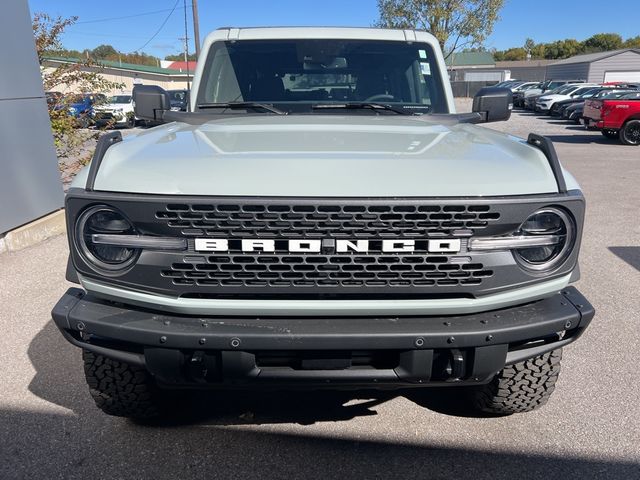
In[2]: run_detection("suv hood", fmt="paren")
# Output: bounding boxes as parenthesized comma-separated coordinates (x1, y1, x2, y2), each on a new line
(78, 115, 562, 197)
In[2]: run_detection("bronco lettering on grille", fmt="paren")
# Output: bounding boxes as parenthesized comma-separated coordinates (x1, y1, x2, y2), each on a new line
(194, 238, 461, 254)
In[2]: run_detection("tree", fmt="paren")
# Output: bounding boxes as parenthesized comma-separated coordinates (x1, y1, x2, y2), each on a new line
(33, 13, 123, 154)
(505, 47, 527, 61)
(165, 53, 197, 61)
(376, 0, 505, 57)
(543, 39, 581, 59)
(624, 36, 640, 48)
(524, 38, 535, 56)
(91, 44, 118, 59)
(582, 33, 623, 53)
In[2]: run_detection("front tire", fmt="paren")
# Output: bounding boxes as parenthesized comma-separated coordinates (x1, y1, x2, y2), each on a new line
(620, 120, 640, 146)
(467, 349, 562, 415)
(83, 350, 168, 419)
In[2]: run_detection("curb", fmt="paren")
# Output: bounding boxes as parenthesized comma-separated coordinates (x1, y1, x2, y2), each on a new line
(1, 209, 66, 253)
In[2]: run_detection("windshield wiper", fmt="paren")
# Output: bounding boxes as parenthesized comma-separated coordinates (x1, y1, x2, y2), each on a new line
(196, 102, 286, 115)
(311, 102, 413, 115)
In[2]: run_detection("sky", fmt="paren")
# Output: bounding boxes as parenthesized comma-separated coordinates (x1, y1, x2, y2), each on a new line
(28, 0, 639, 59)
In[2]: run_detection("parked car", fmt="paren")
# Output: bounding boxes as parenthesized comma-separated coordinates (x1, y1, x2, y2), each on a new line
(552, 87, 612, 117)
(511, 81, 538, 92)
(523, 80, 585, 110)
(555, 85, 640, 119)
(563, 102, 585, 123)
(64, 93, 106, 128)
(93, 94, 136, 128)
(45, 91, 63, 108)
(167, 89, 189, 111)
(535, 84, 598, 114)
(583, 90, 640, 128)
(494, 80, 521, 88)
(513, 83, 542, 108)
(583, 91, 640, 144)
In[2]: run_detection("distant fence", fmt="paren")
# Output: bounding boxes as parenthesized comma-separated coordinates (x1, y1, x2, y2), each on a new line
(450, 81, 498, 98)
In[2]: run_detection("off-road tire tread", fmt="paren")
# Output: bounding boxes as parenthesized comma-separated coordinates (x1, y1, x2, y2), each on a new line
(83, 350, 163, 418)
(469, 349, 562, 415)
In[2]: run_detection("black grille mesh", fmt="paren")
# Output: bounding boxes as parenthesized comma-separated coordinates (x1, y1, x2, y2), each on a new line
(156, 203, 499, 290)
(157, 203, 500, 238)
(162, 254, 493, 288)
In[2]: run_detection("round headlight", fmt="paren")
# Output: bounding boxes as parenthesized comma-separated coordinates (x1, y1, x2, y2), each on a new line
(75, 206, 138, 274)
(514, 207, 575, 272)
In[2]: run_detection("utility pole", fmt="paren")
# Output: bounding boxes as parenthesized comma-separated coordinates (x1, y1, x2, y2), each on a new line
(192, 0, 201, 59)
(179, 36, 191, 90)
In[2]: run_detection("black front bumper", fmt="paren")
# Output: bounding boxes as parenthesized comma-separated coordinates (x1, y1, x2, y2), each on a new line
(52, 287, 594, 388)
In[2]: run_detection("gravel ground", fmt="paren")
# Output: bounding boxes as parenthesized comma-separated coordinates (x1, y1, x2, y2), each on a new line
(1, 105, 639, 479)
(57, 127, 142, 190)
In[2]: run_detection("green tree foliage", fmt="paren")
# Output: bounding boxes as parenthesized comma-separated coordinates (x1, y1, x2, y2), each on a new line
(624, 36, 640, 48)
(494, 33, 637, 61)
(91, 44, 118, 59)
(376, 0, 505, 56)
(524, 38, 535, 55)
(164, 53, 197, 61)
(582, 33, 623, 53)
(33, 13, 123, 154)
(493, 47, 526, 61)
(543, 39, 581, 59)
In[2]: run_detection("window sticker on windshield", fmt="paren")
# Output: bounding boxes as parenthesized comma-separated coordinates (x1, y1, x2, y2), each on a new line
(419, 49, 427, 59)
(420, 62, 431, 75)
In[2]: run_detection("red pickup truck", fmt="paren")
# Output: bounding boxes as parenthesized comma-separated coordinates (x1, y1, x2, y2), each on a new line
(583, 91, 640, 145)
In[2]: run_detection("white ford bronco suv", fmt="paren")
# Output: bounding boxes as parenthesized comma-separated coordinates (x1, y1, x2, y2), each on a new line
(52, 27, 594, 419)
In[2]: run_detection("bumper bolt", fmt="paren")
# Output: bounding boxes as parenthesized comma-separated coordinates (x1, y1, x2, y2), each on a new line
(159, 336, 167, 344)
(480, 319, 488, 325)
(447, 336, 455, 344)
(415, 337, 425, 347)
(163, 320, 171, 326)
(565, 321, 572, 329)
(443, 321, 451, 326)
(486, 335, 493, 342)
(230, 337, 241, 348)
(199, 338, 206, 345)
(76, 322, 85, 331)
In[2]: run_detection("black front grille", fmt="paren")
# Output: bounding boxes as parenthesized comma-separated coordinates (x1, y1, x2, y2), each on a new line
(162, 253, 494, 289)
(156, 202, 499, 291)
(67, 192, 584, 300)
(156, 203, 501, 238)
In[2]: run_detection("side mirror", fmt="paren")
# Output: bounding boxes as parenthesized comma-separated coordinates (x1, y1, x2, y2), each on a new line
(473, 87, 512, 123)
(133, 85, 171, 122)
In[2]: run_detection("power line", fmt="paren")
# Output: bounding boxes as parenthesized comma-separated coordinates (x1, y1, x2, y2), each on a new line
(74, 7, 186, 25)
(63, 31, 177, 40)
(134, 0, 181, 53)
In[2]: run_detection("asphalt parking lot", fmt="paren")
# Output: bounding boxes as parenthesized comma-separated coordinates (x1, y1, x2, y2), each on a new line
(1, 104, 639, 479)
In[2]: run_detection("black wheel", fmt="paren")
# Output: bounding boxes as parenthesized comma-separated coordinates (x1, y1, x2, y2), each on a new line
(77, 115, 90, 129)
(620, 119, 640, 146)
(601, 129, 618, 139)
(83, 350, 170, 419)
(466, 349, 562, 415)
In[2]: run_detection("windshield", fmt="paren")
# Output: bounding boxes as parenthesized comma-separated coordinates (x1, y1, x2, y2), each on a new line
(109, 95, 131, 104)
(600, 90, 635, 99)
(571, 86, 593, 95)
(197, 39, 447, 114)
(576, 87, 599, 97)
